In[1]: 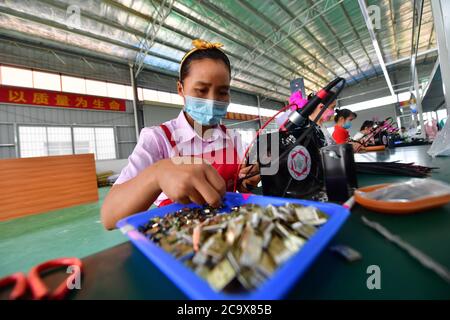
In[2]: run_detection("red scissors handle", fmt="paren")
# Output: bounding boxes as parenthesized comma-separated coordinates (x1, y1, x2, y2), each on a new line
(0, 272, 28, 300)
(28, 257, 83, 300)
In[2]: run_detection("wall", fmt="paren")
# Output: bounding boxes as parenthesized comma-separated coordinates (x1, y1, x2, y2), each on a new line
(142, 103, 182, 127)
(0, 101, 137, 159)
(0, 35, 286, 168)
(95, 159, 128, 175)
(143, 103, 261, 131)
(0, 36, 284, 109)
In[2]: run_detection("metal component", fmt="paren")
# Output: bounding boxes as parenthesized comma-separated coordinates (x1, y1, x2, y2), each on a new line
(410, 0, 426, 138)
(431, 0, 450, 113)
(134, 0, 174, 77)
(361, 216, 450, 284)
(138, 202, 329, 293)
(329, 245, 362, 262)
(0, 0, 439, 103)
(231, 0, 344, 87)
(129, 65, 140, 142)
(358, 0, 396, 97)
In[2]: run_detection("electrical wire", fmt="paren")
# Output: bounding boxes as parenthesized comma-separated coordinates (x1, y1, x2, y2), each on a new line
(232, 103, 298, 192)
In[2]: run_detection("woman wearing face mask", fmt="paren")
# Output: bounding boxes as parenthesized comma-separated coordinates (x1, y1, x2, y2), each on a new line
(332, 108, 357, 144)
(101, 40, 259, 230)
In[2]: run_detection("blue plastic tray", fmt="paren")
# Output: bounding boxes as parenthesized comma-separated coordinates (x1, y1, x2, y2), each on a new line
(117, 192, 349, 300)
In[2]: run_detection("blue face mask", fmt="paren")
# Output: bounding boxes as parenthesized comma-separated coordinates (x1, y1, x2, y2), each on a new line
(183, 95, 229, 126)
(343, 121, 352, 129)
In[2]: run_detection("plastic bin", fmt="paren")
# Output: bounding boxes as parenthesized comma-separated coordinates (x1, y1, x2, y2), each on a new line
(117, 192, 350, 299)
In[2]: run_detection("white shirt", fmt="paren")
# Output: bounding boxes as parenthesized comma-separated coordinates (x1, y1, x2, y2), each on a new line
(353, 132, 364, 141)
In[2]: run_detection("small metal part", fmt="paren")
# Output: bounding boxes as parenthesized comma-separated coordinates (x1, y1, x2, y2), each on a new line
(329, 245, 362, 262)
(138, 202, 330, 293)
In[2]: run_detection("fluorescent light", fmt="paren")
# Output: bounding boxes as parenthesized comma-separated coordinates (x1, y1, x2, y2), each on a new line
(358, 0, 395, 97)
(228, 103, 278, 117)
(344, 92, 411, 112)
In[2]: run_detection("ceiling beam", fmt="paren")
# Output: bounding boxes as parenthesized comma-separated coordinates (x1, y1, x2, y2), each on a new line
(338, 2, 378, 78)
(160, 0, 319, 89)
(233, 0, 335, 81)
(306, 0, 370, 82)
(0, 5, 287, 100)
(358, 0, 395, 96)
(102, 0, 298, 93)
(227, 0, 344, 88)
(272, 0, 357, 82)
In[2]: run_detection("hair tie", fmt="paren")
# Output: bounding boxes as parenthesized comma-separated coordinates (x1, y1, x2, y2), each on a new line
(179, 39, 224, 78)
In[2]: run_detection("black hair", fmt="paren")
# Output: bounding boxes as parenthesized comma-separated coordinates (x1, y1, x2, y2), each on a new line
(179, 48, 231, 83)
(360, 120, 374, 131)
(334, 108, 357, 123)
(401, 126, 406, 130)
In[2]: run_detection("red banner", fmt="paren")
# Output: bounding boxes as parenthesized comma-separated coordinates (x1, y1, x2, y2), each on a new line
(0, 85, 126, 112)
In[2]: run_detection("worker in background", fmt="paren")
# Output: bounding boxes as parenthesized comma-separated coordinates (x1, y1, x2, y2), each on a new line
(332, 108, 357, 144)
(399, 126, 411, 143)
(399, 126, 408, 138)
(353, 120, 375, 145)
(101, 39, 259, 230)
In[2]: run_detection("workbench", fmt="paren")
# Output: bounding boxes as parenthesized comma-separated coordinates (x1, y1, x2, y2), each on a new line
(71, 145, 450, 299)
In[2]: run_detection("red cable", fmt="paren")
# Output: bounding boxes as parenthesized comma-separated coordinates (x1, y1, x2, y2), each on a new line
(233, 103, 297, 192)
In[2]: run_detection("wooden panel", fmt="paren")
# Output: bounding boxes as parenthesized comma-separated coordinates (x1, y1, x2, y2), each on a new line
(0, 154, 98, 221)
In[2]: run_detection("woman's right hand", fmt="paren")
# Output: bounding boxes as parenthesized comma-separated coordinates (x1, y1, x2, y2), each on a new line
(155, 157, 226, 207)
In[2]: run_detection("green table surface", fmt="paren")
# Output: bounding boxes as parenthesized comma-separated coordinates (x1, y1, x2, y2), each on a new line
(73, 145, 450, 299)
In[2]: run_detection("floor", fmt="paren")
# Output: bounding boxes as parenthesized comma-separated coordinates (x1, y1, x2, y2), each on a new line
(0, 187, 127, 278)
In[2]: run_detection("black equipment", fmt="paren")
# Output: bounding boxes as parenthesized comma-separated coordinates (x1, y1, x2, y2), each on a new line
(257, 77, 353, 201)
(320, 144, 358, 202)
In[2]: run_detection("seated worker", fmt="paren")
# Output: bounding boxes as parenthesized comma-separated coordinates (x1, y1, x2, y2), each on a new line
(399, 126, 408, 139)
(308, 99, 336, 146)
(332, 108, 357, 144)
(101, 39, 260, 230)
(353, 120, 375, 145)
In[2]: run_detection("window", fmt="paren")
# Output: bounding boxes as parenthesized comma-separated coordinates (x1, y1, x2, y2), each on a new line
(86, 79, 107, 96)
(107, 82, 127, 99)
(171, 93, 183, 105)
(94, 128, 116, 160)
(141, 88, 183, 105)
(125, 86, 134, 100)
(19, 126, 48, 157)
(137, 87, 144, 100)
(1, 66, 33, 88)
(437, 108, 448, 122)
(157, 91, 172, 104)
(1, 65, 133, 100)
(74, 127, 116, 160)
(19, 126, 72, 157)
(74, 127, 95, 155)
(19, 125, 116, 160)
(143, 88, 158, 101)
(61, 75, 86, 94)
(32, 70, 61, 91)
(227, 103, 278, 117)
(47, 127, 72, 155)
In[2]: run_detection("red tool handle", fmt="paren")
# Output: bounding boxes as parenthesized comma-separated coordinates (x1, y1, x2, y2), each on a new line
(0, 272, 28, 300)
(28, 257, 83, 300)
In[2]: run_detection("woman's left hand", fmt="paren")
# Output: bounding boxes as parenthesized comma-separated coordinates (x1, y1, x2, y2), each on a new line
(238, 163, 260, 193)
